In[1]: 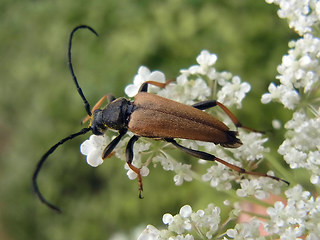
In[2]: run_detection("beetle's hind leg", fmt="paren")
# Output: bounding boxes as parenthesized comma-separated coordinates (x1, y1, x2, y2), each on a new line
(192, 100, 263, 133)
(125, 135, 144, 198)
(165, 138, 289, 185)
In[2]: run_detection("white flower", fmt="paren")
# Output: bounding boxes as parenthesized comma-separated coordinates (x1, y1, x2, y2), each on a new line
(152, 154, 176, 171)
(266, 0, 320, 35)
(168, 234, 194, 240)
(236, 170, 283, 200)
(173, 163, 193, 186)
(194, 204, 221, 239)
(278, 112, 320, 184)
(166, 215, 190, 234)
(202, 163, 234, 191)
(197, 50, 218, 66)
(236, 179, 269, 200)
(80, 134, 110, 167)
(285, 185, 310, 202)
(217, 76, 251, 108)
(179, 205, 192, 218)
(277, 35, 320, 93)
(261, 83, 300, 109)
(265, 201, 286, 232)
(125, 66, 166, 97)
(160, 204, 221, 239)
(265, 185, 320, 239)
(157, 75, 210, 105)
(261, 34, 320, 111)
(137, 225, 161, 240)
(231, 131, 269, 162)
(226, 219, 265, 240)
(181, 50, 217, 77)
(163, 213, 174, 225)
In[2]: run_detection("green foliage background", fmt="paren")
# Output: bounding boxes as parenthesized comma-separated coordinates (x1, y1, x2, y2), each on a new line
(0, 0, 295, 239)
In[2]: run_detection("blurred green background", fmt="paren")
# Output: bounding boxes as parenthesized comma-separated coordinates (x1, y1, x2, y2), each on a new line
(0, 0, 295, 239)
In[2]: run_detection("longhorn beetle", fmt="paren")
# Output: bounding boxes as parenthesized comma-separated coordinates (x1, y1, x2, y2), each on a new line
(33, 25, 289, 212)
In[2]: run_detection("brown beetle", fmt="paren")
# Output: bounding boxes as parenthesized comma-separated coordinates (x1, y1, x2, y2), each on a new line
(33, 25, 288, 212)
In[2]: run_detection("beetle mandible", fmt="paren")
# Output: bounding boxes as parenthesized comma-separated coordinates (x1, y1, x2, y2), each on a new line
(33, 25, 289, 212)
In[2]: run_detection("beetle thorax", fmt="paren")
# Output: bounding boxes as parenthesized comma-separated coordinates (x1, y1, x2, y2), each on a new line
(91, 97, 132, 135)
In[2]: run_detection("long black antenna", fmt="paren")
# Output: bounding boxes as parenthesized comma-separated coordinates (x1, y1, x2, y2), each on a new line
(33, 127, 92, 212)
(68, 25, 99, 116)
(33, 25, 98, 212)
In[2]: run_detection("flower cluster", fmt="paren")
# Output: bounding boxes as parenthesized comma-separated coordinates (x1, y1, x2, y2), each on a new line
(224, 218, 265, 240)
(265, 0, 320, 35)
(262, 0, 320, 188)
(278, 112, 320, 184)
(137, 204, 270, 240)
(262, 0, 320, 112)
(180, 50, 250, 108)
(261, 34, 320, 110)
(259, 1, 320, 239)
(265, 185, 320, 239)
(236, 175, 282, 200)
(137, 204, 221, 240)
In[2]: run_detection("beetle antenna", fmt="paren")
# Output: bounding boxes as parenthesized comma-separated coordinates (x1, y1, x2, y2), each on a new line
(68, 25, 99, 116)
(33, 127, 92, 213)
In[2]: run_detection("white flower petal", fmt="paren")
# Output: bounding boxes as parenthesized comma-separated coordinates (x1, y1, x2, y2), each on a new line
(125, 84, 139, 97)
(163, 214, 173, 224)
(80, 139, 92, 155)
(180, 205, 192, 218)
(87, 149, 103, 167)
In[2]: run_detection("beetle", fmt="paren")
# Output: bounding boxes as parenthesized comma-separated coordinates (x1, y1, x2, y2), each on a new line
(33, 25, 289, 212)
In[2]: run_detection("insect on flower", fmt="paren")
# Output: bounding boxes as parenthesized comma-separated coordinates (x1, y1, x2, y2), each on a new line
(32, 25, 289, 212)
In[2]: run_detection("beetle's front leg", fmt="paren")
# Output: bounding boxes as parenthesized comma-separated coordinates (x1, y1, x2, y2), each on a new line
(125, 135, 144, 198)
(101, 129, 127, 159)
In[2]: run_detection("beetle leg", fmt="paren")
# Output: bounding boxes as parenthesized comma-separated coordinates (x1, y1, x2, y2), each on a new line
(138, 80, 174, 93)
(165, 138, 289, 185)
(192, 100, 262, 133)
(101, 129, 127, 159)
(125, 135, 144, 198)
(82, 94, 116, 124)
(192, 100, 217, 110)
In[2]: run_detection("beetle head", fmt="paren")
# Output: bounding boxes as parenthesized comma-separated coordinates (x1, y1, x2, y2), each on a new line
(91, 109, 107, 135)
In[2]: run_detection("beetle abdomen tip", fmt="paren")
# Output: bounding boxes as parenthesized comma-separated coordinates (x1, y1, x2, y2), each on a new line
(220, 131, 242, 148)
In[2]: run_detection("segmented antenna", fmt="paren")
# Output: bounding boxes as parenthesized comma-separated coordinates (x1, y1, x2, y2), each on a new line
(33, 127, 91, 212)
(33, 25, 98, 212)
(68, 25, 99, 116)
